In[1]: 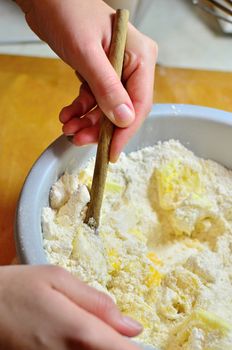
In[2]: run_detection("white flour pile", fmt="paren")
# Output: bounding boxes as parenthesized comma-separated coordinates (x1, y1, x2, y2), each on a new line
(42, 140, 232, 350)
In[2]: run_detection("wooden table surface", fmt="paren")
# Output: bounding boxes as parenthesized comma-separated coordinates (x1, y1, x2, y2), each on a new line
(0, 54, 232, 265)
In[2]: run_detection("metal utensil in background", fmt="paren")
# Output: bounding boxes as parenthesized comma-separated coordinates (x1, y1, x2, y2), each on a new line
(192, 0, 232, 24)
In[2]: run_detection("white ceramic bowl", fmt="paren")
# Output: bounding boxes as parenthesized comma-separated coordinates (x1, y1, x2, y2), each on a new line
(15, 104, 232, 350)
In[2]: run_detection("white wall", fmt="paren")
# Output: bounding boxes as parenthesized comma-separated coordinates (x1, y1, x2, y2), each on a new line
(0, 0, 231, 71)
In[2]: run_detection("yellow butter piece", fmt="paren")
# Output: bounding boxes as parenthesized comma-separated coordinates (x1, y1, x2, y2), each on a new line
(194, 309, 232, 335)
(145, 265, 162, 288)
(78, 170, 122, 193)
(105, 181, 123, 193)
(78, 170, 92, 188)
(124, 261, 136, 273)
(107, 248, 121, 273)
(167, 309, 232, 349)
(155, 159, 203, 210)
(147, 251, 163, 266)
(128, 228, 147, 243)
(183, 238, 204, 251)
(121, 303, 155, 330)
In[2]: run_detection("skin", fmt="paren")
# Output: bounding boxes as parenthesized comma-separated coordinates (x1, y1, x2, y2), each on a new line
(17, 0, 158, 162)
(2, 1, 157, 348)
(0, 265, 142, 350)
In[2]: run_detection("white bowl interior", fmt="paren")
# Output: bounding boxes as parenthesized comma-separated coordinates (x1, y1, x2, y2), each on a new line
(15, 104, 232, 265)
(15, 104, 232, 350)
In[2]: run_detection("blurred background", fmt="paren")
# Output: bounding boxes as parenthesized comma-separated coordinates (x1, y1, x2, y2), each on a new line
(0, 0, 231, 70)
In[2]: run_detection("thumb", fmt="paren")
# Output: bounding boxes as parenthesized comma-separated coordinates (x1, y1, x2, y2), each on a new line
(78, 46, 135, 128)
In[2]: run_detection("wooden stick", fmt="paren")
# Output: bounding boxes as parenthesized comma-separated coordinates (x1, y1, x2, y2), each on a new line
(84, 9, 129, 229)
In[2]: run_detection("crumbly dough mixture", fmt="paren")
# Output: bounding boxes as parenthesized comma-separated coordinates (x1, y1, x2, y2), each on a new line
(42, 140, 232, 349)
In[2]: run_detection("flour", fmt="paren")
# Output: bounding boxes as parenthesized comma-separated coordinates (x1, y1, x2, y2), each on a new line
(42, 140, 232, 349)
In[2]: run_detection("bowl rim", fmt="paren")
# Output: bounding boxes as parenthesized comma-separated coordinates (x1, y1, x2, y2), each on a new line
(14, 103, 232, 264)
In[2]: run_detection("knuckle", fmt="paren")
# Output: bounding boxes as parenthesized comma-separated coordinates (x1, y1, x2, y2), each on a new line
(138, 34, 158, 63)
(95, 291, 116, 317)
(143, 95, 154, 114)
(130, 38, 158, 71)
(151, 40, 159, 55)
(136, 99, 153, 121)
(147, 39, 158, 61)
(124, 51, 139, 73)
(59, 105, 67, 118)
(49, 265, 68, 279)
(97, 76, 122, 99)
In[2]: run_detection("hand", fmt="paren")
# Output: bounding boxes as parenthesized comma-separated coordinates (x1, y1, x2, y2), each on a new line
(17, 0, 157, 162)
(0, 265, 142, 350)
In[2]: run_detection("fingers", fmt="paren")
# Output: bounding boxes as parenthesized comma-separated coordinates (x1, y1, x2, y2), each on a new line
(63, 106, 102, 144)
(57, 298, 142, 350)
(0, 266, 141, 350)
(49, 267, 142, 337)
(77, 44, 135, 128)
(72, 124, 100, 146)
(110, 27, 158, 162)
(59, 83, 96, 124)
(69, 306, 142, 350)
(62, 116, 93, 136)
(61, 26, 157, 161)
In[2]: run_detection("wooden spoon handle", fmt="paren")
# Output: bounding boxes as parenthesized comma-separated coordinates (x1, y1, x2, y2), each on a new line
(84, 9, 129, 228)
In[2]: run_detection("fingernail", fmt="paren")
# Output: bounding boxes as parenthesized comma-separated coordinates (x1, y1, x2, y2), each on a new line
(110, 155, 119, 163)
(121, 316, 143, 332)
(66, 135, 74, 143)
(110, 152, 120, 163)
(112, 104, 134, 126)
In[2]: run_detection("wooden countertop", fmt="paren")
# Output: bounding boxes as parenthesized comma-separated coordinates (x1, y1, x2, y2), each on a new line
(0, 54, 232, 265)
